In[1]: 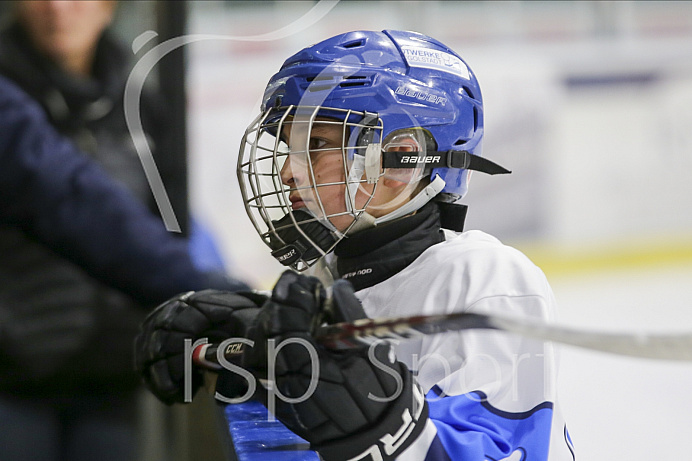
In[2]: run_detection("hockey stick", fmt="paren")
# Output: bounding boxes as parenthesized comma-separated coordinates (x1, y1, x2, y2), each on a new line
(193, 311, 692, 369)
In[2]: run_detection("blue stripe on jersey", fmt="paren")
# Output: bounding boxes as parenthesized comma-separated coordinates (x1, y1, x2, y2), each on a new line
(564, 425, 576, 460)
(425, 388, 553, 461)
(424, 434, 453, 461)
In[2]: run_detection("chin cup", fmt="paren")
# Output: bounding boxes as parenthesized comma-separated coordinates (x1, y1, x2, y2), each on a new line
(269, 209, 340, 267)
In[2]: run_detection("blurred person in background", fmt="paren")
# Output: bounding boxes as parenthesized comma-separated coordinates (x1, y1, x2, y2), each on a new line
(0, 73, 248, 315)
(0, 2, 234, 460)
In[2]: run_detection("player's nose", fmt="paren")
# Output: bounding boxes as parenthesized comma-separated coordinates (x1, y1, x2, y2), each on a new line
(280, 155, 304, 187)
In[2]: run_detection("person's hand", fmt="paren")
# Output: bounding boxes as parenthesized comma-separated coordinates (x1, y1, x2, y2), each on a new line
(134, 289, 265, 405)
(242, 271, 428, 461)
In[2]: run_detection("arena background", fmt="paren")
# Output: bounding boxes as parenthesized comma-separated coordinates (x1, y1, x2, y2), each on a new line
(5, 2, 692, 460)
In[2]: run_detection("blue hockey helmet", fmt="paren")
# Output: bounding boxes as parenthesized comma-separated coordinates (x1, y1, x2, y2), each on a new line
(238, 30, 509, 270)
(260, 29, 500, 197)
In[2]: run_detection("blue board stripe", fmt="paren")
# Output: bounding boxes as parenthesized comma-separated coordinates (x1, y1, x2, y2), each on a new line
(223, 402, 320, 461)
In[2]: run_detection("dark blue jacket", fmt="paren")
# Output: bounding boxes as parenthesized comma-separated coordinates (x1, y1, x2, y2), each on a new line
(0, 74, 247, 304)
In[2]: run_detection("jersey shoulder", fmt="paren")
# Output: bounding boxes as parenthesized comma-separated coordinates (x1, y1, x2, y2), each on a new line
(358, 229, 555, 320)
(422, 229, 552, 305)
(431, 229, 545, 281)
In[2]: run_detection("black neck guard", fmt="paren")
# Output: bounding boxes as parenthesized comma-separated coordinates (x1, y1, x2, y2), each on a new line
(334, 201, 466, 291)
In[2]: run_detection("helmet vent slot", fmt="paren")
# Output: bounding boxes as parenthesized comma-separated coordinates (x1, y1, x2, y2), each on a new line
(339, 75, 371, 88)
(303, 75, 337, 92)
(305, 75, 334, 82)
(340, 39, 366, 49)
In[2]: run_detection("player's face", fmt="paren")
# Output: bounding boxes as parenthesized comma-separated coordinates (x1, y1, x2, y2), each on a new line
(279, 119, 358, 232)
(279, 119, 418, 232)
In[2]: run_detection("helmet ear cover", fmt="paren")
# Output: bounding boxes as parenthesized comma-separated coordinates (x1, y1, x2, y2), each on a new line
(381, 128, 433, 186)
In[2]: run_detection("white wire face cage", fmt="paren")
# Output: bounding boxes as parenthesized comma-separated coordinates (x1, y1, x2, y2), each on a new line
(237, 105, 384, 271)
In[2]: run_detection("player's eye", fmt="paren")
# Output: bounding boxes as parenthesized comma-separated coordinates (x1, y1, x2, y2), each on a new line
(309, 137, 328, 152)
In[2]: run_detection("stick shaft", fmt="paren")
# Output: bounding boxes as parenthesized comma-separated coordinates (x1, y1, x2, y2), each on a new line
(193, 311, 692, 369)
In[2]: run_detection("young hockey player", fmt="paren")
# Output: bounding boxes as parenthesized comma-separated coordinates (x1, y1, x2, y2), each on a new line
(136, 30, 575, 460)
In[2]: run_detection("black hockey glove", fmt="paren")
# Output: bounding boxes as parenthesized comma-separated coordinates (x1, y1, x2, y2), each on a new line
(242, 271, 428, 461)
(134, 289, 265, 405)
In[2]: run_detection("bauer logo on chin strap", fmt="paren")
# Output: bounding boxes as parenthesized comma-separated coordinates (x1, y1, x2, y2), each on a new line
(382, 150, 511, 175)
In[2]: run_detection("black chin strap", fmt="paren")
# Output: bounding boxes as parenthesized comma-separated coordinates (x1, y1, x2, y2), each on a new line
(381, 150, 511, 175)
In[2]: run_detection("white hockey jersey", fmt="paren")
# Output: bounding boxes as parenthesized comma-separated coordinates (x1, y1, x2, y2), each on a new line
(354, 229, 575, 460)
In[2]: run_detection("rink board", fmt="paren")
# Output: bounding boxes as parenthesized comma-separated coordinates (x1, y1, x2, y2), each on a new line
(223, 401, 320, 461)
